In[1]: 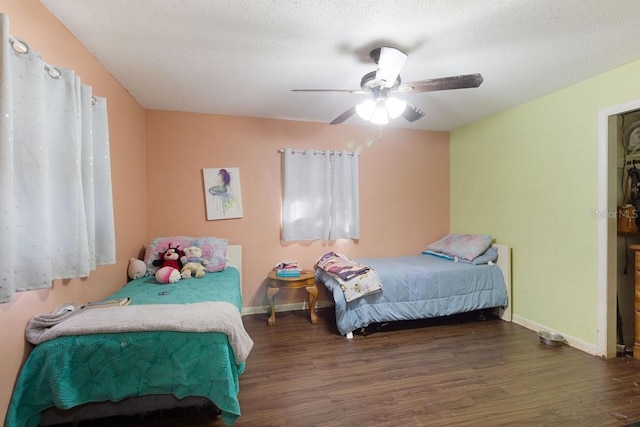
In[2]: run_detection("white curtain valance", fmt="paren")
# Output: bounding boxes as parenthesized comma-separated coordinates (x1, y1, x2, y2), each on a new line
(0, 14, 116, 303)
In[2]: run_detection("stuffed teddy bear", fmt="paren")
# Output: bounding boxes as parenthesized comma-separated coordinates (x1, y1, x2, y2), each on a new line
(152, 244, 183, 271)
(180, 246, 209, 279)
(155, 266, 182, 284)
(127, 258, 147, 280)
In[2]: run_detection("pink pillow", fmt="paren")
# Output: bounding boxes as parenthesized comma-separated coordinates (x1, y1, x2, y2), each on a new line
(143, 236, 228, 275)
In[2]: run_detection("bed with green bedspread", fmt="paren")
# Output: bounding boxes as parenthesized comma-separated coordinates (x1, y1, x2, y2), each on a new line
(6, 267, 248, 427)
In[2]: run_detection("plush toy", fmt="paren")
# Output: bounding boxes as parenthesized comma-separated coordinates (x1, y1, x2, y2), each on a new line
(180, 246, 209, 279)
(152, 244, 183, 271)
(155, 266, 181, 284)
(127, 258, 147, 280)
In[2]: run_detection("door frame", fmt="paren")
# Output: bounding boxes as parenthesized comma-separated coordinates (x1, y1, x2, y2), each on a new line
(598, 98, 640, 357)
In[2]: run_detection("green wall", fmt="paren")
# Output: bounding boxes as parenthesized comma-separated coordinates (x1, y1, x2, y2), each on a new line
(451, 58, 640, 347)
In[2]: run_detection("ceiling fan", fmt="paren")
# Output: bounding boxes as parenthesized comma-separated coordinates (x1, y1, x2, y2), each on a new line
(293, 46, 484, 125)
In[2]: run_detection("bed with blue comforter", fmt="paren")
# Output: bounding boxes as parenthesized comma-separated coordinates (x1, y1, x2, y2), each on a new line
(6, 266, 250, 427)
(316, 252, 509, 337)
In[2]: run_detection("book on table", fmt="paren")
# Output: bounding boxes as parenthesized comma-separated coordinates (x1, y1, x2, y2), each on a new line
(276, 269, 302, 277)
(274, 260, 302, 277)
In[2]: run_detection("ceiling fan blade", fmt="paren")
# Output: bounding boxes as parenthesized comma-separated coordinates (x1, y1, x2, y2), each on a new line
(401, 103, 425, 122)
(398, 73, 484, 93)
(292, 88, 366, 94)
(330, 106, 357, 125)
(374, 47, 407, 89)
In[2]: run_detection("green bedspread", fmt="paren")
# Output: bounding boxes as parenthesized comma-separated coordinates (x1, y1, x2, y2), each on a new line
(5, 268, 246, 427)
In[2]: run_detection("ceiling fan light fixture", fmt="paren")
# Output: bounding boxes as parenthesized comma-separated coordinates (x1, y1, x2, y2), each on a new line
(385, 97, 407, 119)
(370, 101, 389, 125)
(356, 97, 404, 124)
(355, 99, 376, 121)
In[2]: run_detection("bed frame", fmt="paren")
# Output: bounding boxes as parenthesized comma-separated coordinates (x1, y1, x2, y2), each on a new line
(343, 243, 512, 339)
(38, 244, 243, 425)
(493, 243, 512, 323)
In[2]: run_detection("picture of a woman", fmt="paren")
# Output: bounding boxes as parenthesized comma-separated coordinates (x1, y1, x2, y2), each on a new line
(203, 167, 243, 220)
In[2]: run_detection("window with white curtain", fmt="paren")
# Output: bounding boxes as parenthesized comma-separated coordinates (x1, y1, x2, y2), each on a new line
(0, 14, 116, 303)
(281, 148, 360, 241)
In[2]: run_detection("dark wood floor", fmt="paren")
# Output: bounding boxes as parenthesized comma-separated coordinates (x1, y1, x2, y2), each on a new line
(55, 308, 640, 427)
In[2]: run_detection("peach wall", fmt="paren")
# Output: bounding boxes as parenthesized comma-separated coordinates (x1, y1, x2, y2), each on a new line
(0, 3, 450, 423)
(145, 111, 450, 308)
(0, 1, 147, 423)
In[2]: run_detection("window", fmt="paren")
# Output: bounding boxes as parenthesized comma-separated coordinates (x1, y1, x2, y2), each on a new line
(281, 148, 359, 241)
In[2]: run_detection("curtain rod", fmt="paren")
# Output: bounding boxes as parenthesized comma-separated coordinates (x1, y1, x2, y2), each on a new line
(8, 35, 98, 105)
(278, 149, 358, 156)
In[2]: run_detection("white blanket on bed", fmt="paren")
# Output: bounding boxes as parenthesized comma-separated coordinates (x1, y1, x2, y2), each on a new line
(25, 301, 254, 363)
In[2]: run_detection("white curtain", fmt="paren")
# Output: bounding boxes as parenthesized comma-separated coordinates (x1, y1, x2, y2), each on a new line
(0, 14, 115, 303)
(282, 148, 359, 241)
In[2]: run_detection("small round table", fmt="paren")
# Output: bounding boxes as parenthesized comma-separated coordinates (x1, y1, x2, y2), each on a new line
(267, 269, 319, 326)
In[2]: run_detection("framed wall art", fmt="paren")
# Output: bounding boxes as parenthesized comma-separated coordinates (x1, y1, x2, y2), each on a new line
(203, 167, 243, 220)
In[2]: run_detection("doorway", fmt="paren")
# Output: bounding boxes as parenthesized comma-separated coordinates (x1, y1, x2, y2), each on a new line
(600, 99, 640, 358)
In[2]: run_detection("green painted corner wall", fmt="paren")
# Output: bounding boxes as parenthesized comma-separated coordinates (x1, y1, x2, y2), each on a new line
(451, 58, 640, 347)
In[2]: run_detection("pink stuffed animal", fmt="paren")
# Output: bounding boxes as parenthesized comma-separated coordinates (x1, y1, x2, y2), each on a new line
(155, 266, 181, 284)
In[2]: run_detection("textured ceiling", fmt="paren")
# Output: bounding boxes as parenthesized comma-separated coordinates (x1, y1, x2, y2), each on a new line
(39, 0, 640, 131)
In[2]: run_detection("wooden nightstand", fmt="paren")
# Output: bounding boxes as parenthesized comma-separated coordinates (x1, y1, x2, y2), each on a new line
(267, 269, 319, 326)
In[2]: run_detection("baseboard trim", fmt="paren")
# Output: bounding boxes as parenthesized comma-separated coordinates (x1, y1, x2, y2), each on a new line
(512, 314, 598, 356)
(242, 300, 333, 316)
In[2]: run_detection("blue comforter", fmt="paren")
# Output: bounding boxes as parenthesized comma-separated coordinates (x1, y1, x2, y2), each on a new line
(6, 268, 245, 427)
(316, 255, 508, 336)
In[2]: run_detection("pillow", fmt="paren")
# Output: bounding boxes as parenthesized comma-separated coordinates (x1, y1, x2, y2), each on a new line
(461, 246, 498, 265)
(143, 236, 228, 275)
(420, 250, 454, 261)
(421, 246, 498, 265)
(424, 233, 492, 261)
